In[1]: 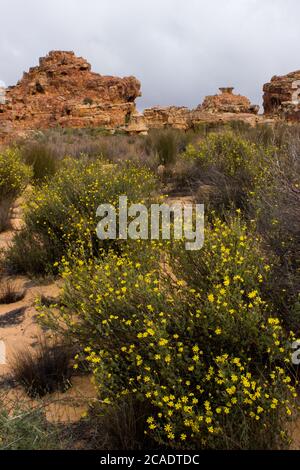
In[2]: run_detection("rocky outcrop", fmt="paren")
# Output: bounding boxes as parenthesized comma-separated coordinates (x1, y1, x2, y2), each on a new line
(138, 89, 261, 132)
(263, 71, 300, 121)
(0, 50, 141, 140)
(0, 86, 5, 105)
(200, 87, 259, 115)
(142, 106, 191, 130)
(1, 50, 283, 142)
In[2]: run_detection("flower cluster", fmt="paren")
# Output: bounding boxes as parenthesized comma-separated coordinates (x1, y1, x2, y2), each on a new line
(11, 158, 157, 274)
(41, 215, 298, 449)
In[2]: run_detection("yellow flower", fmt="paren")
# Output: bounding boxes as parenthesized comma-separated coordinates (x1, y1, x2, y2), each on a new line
(208, 294, 215, 303)
(248, 291, 258, 299)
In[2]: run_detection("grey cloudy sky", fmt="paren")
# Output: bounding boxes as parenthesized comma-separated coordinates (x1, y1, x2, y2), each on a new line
(0, 0, 299, 110)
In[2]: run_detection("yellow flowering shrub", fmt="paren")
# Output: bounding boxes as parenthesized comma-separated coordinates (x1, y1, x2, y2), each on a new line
(7, 158, 157, 274)
(42, 216, 297, 449)
(0, 148, 32, 232)
(0, 148, 31, 201)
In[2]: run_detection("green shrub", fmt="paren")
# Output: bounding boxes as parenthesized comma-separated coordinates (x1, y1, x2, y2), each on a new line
(21, 142, 59, 183)
(0, 148, 31, 232)
(42, 216, 297, 450)
(248, 135, 300, 332)
(0, 148, 31, 200)
(6, 159, 157, 275)
(0, 405, 63, 450)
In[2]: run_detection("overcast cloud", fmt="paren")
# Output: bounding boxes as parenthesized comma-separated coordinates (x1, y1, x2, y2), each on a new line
(0, 0, 299, 110)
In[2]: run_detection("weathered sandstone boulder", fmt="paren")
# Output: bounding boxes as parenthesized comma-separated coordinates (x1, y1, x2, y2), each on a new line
(263, 71, 300, 121)
(0, 50, 141, 140)
(200, 87, 259, 115)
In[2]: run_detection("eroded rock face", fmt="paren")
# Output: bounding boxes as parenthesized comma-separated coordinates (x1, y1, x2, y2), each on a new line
(263, 71, 300, 121)
(200, 87, 259, 115)
(0, 50, 141, 140)
(143, 106, 191, 130)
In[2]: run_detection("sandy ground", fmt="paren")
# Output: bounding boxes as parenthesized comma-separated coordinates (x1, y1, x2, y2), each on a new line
(0, 201, 97, 425)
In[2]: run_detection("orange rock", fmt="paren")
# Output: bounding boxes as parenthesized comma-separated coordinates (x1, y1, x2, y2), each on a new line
(0, 50, 141, 141)
(263, 71, 300, 121)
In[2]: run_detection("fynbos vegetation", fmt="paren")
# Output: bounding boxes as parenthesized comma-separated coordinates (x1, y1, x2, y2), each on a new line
(0, 122, 300, 450)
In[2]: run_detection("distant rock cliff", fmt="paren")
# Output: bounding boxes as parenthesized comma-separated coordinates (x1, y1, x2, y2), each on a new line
(0, 50, 141, 140)
(200, 87, 259, 115)
(263, 71, 300, 121)
(3, 50, 300, 142)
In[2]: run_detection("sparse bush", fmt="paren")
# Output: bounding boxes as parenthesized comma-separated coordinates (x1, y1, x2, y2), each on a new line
(6, 158, 157, 275)
(85, 396, 155, 450)
(0, 197, 13, 232)
(0, 405, 63, 450)
(145, 129, 184, 166)
(83, 97, 93, 106)
(0, 278, 25, 304)
(21, 141, 59, 183)
(248, 132, 300, 332)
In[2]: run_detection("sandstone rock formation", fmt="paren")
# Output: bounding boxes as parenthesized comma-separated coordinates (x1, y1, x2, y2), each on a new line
(0, 50, 141, 140)
(263, 71, 300, 121)
(0, 50, 279, 142)
(200, 87, 259, 115)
